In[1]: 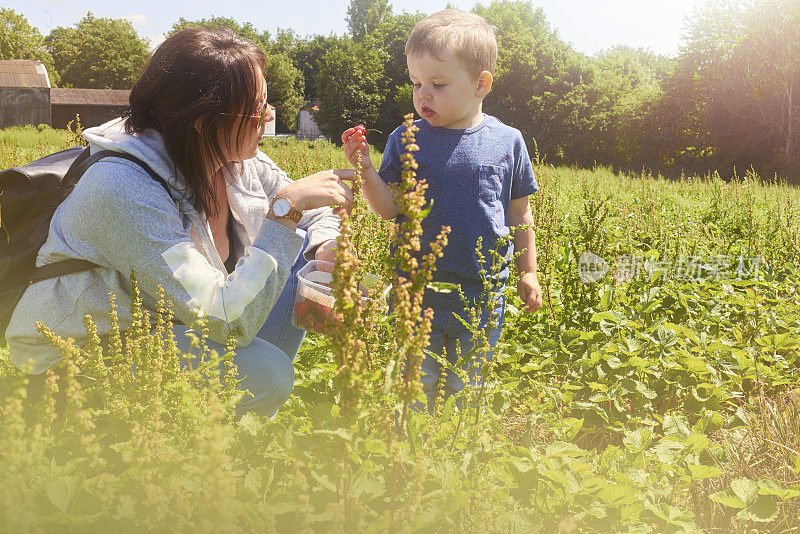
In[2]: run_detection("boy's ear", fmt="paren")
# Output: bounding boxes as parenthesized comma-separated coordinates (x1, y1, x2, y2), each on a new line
(476, 70, 493, 97)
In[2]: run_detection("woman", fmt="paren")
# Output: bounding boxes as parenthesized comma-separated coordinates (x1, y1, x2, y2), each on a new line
(5, 28, 353, 417)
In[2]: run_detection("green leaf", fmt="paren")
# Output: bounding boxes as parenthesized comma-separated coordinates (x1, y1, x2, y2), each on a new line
(309, 471, 338, 493)
(709, 489, 746, 509)
(597, 484, 637, 506)
(426, 281, 458, 294)
(441, 395, 457, 421)
(731, 478, 760, 506)
(652, 440, 685, 463)
(635, 381, 657, 400)
(663, 413, 691, 437)
(313, 428, 354, 441)
(237, 412, 266, 437)
(623, 427, 653, 453)
(358, 438, 389, 456)
(538, 469, 574, 491)
(687, 463, 723, 481)
(591, 311, 623, 324)
(640, 300, 660, 314)
(349, 471, 384, 499)
(600, 286, 613, 309)
(244, 467, 267, 494)
(511, 456, 536, 474)
(738, 496, 778, 523)
(755, 333, 800, 350)
(756, 478, 800, 499)
(46, 476, 81, 514)
(544, 441, 585, 458)
(563, 417, 584, 440)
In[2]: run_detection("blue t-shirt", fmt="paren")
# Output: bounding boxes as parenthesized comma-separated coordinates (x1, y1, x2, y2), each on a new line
(378, 114, 538, 309)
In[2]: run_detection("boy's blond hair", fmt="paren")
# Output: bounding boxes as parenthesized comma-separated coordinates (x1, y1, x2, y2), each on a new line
(405, 9, 497, 78)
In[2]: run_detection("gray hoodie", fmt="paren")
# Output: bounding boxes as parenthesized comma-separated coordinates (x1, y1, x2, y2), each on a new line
(7, 118, 340, 374)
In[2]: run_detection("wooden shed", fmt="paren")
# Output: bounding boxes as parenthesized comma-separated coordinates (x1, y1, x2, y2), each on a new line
(0, 60, 51, 128)
(50, 88, 130, 130)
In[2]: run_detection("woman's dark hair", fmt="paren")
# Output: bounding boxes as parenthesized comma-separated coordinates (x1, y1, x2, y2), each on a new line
(125, 28, 266, 217)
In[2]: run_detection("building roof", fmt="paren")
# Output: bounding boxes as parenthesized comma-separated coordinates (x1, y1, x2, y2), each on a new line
(50, 88, 131, 106)
(0, 60, 51, 88)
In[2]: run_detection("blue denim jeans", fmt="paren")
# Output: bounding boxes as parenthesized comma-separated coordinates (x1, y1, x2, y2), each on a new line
(419, 296, 505, 411)
(173, 232, 309, 418)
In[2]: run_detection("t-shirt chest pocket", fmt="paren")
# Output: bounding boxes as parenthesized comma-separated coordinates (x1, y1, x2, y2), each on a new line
(477, 164, 504, 206)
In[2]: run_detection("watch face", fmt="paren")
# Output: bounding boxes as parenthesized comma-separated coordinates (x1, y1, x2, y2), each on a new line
(273, 197, 291, 216)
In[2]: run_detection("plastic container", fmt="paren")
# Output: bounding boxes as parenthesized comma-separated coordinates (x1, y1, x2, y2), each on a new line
(292, 260, 387, 335)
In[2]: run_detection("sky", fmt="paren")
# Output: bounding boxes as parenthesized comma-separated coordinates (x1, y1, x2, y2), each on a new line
(14, 0, 705, 58)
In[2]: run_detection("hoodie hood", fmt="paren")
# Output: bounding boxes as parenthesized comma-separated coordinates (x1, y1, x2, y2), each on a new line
(82, 118, 195, 209)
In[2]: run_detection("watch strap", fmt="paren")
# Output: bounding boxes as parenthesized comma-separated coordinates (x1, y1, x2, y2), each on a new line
(286, 206, 303, 223)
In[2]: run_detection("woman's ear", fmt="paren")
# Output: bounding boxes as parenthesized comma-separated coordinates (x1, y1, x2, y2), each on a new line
(193, 116, 203, 134)
(476, 70, 493, 97)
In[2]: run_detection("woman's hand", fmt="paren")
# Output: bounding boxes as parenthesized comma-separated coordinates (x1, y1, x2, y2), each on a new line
(341, 125, 374, 171)
(277, 169, 355, 213)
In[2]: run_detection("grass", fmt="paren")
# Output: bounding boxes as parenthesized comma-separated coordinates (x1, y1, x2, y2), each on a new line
(2, 126, 800, 532)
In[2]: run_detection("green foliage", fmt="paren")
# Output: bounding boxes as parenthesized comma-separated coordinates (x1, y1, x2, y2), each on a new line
(0, 8, 59, 85)
(0, 124, 73, 168)
(44, 12, 149, 89)
(276, 32, 344, 100)
(314, 39, 388, 140)
(346, 0, 393, 42)
(658, 0, 800, 179)
(170, 16, 269, 47)
(4, 111, 800, 532)
(168, 17, 304, 133)
(263, 53, 304, 132)
(362, 12, 426, 144)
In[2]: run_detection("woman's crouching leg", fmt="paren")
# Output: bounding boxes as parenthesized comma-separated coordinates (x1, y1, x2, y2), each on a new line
(173, 325, 294, 418)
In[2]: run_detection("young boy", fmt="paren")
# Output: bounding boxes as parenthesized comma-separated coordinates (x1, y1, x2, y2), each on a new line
(342, 9, 542, 408)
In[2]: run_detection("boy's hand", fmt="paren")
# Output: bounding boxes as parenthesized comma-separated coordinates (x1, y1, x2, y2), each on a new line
(518, 272, 542, 313)
(341, 125, 374, 171)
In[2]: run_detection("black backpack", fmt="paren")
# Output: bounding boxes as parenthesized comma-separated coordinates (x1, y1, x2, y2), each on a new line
(0, 146, 174, 339)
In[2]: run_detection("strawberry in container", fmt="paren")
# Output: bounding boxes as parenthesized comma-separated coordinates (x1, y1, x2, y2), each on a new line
(292, 260, 387, 336)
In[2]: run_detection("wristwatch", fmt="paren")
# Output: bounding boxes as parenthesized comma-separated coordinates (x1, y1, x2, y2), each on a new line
(269, 196, 303, 223)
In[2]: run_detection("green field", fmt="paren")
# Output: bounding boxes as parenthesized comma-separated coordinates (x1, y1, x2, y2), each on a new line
(2, 126, 800, 533)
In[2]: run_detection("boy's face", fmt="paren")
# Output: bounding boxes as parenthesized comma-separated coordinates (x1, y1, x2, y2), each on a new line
(407, 50, 492, 130)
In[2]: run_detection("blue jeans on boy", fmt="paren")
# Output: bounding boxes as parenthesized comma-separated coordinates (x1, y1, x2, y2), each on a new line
(173, 232, 309, 418)
(420, 296, 505, 411)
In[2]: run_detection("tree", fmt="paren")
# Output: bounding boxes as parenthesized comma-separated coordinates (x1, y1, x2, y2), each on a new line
(263, 52, 304, 132)
(576, 46, 669, 170)
(279, 32, 344, 100)
(660, 0, 800, 179)
(474, 1, 585, 165)
(170, 17, 269, 50)
(314, 39, 387, 140)
(346, 0, 393, 42)
(0, 8, 59, 85)
(361, 11, 425, 144)
(736, 0, 799, 171)
(169, 17, 304, 132)
(44, 13, 149, 89)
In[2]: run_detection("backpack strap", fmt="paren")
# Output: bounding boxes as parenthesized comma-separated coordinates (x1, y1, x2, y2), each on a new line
(29, 150, 177, 284)
(29, 259, 100, 285)
(71, 149, 176, 201)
